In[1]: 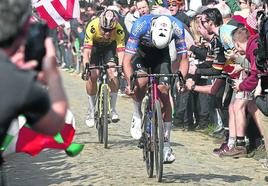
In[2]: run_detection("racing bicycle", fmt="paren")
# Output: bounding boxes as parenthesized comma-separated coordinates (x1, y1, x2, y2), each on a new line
(130, 70, 185, 182)
(83, 62, 121, 148)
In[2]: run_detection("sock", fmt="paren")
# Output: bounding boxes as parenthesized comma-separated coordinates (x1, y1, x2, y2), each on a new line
(110, 92, 117, 113)
(236, 136, 246, 146)
(88, 95, 96, 115)
(164, 122, 172, 143)
(227, 137, 236, 149)
(133, 100, 142, 118)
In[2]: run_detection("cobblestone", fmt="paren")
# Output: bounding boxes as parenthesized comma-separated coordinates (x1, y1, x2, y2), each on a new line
(4, 71, 268, 186)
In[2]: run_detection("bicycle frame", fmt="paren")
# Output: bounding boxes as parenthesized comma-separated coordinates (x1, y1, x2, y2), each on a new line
(131, 70, 184, 181)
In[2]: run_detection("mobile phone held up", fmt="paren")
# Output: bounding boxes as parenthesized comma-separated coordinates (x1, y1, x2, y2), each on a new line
(24, 22, 48, 71)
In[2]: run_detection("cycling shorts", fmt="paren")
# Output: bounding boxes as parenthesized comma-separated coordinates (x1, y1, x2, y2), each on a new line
(131, 46, 171, 86)
(90, 41, 118, 65)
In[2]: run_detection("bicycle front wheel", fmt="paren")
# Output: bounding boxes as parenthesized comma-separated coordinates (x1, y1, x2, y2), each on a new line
(96, 97, 103, 144)
(102, 85, 109, 148)
(153, 100, 164, 182)
(142, 98, 154, 178)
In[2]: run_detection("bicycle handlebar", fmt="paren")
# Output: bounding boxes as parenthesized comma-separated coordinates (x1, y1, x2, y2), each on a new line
(130, 71, 185, 92)
(82, 63, 122, 81)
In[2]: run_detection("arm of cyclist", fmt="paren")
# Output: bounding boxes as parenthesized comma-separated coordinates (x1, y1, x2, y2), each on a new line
(81, 20, 95, 80)
(123, 16, 148, 94)
(123, 52, 134, 95)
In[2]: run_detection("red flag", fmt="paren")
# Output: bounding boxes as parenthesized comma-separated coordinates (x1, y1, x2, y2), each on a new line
(33, 0, 80, 29)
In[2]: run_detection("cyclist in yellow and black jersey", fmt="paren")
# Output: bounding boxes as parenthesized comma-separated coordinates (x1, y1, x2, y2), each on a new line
(82, 9, 125, 128)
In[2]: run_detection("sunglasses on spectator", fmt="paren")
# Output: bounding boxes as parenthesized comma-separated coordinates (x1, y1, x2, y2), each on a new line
(168, 3, 177, 7)
(238, 1, 246, 5)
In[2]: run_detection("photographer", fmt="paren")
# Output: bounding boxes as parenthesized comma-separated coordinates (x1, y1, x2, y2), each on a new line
(0, 0, 68, 159)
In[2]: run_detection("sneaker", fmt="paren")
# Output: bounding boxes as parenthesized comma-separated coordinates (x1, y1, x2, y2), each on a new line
(212, 142, 229, 156)
(111, 111, 120, 123)
(68, 68, 75, 73)
(163, 144, 175, 164)
(219, 146, 247, 158)
(130, 114, 142, 139)
(85, 114, 94, 128)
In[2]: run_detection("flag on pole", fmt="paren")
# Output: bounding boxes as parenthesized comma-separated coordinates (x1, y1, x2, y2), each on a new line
(33, 0, 80, 29)
(1, 110, 84, 157)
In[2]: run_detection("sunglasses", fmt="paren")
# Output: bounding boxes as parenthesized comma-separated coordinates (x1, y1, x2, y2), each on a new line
(101, 27, 114, 33)
(168, 3, 177, 7)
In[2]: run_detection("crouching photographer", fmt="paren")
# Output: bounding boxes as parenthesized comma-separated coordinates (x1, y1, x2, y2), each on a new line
(0, 0, 68, 163)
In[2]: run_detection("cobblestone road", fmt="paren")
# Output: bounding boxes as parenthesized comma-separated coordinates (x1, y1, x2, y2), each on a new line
(4, 71, 268, 185)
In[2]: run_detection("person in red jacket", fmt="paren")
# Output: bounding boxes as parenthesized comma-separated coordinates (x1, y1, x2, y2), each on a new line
(214, 27, 262, 157)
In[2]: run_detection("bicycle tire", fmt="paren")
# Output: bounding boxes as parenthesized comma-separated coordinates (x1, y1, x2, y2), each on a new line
(142, 97, 154, 178)
(153, 100, 164, 182)
(96, 97, 103, 144)
(102, 85, 109, 148)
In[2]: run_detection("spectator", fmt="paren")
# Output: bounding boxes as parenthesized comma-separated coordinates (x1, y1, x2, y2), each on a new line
(0, 0, 68, 159)
(167, 0, 191, 27)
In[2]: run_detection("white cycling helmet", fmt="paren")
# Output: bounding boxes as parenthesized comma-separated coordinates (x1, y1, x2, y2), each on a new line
(151, 16, 173, 49)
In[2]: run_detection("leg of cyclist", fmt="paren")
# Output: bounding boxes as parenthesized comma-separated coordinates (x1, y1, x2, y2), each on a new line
(130, 53, 148, 139)
(107, 61, 120, 122)
(156, 60, 176, 163)
(84, 48, 100, 128)
(105, 43, 121, 123)
(86, 68, 99, 127)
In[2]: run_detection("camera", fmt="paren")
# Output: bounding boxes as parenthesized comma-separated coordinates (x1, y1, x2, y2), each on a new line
(24, 22, 49, 71)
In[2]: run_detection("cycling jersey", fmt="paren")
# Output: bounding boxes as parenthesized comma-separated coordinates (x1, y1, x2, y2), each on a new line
(125, 14, 187, 57)
(84, 18, 125, 52)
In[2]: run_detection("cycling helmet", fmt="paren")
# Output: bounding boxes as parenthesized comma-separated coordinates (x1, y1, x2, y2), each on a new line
(99, 9, 118, 31)
(151, 16, 173, 49)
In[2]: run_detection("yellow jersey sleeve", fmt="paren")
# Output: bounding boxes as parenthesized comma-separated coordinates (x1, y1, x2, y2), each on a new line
(114, 23, 125, 52)
(83, 18, 98, 49)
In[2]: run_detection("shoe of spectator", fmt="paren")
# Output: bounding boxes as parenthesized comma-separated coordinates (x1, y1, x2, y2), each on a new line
(163, 143, 176, 164)
(111, 111, 120, 123)
(68, 68, 75, 73)
(130, 114, 142, 140)
(212, 142, 229, 156)
(60, 63, 66, 69)
(219, 146, 247, 158)
(85, 114, 94, 128)
(118, 90, 126, 97)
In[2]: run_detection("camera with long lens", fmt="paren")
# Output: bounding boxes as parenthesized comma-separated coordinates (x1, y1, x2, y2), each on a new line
(24, 22, 49, 71)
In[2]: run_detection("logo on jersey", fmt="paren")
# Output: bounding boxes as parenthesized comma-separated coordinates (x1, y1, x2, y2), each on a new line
(117, 29, 123, 35)
(132, 20, 146, 36)
(90, 25, 95, 34)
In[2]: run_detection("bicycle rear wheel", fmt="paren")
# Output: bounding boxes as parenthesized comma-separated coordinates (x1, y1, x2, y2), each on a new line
(153, 100, 164, 182)
(142, 98, 154, 178)
(102, 85, 109, 148)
